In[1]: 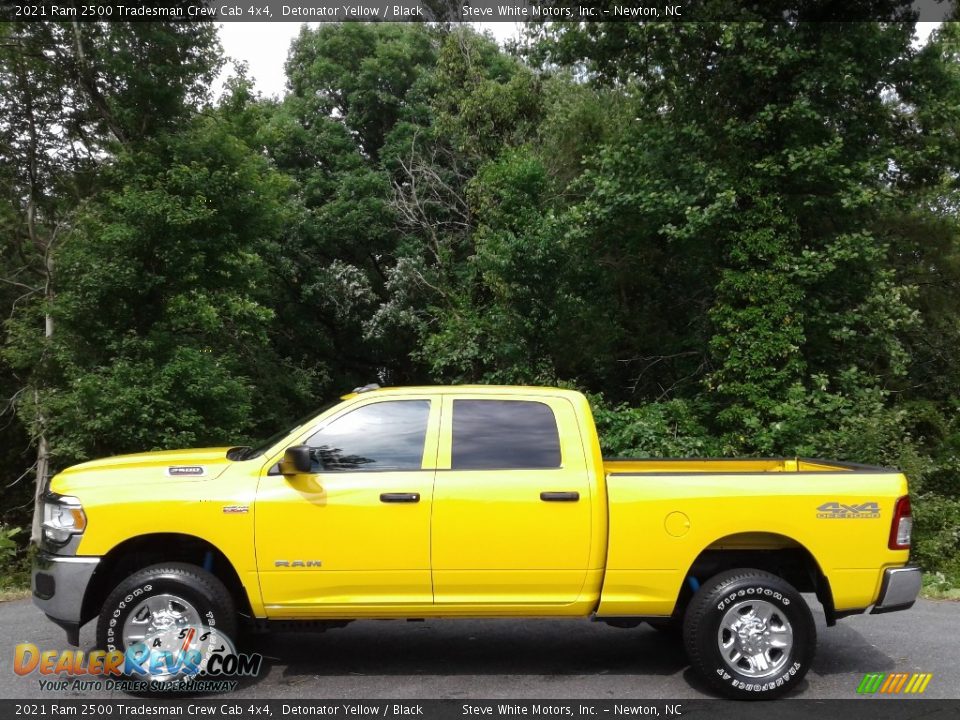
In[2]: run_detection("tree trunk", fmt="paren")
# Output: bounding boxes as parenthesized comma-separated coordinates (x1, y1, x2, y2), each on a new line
(31, 406, 49, 542)
(29, 250, 54, 543)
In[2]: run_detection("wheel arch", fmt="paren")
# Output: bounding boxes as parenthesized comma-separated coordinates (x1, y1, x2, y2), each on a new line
(81, 533, 253, 628)
(677, 531, 837, 625)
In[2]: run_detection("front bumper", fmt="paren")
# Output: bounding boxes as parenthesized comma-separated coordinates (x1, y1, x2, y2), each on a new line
(871, 565, 922, 614)
(32, 551, 100, 645)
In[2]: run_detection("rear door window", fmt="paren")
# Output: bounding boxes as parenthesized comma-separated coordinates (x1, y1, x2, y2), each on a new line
(451, 399, 561, 470)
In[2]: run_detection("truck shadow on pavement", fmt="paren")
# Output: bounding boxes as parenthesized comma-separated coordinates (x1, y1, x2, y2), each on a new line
(247, 620, 689, 677)
(230, 616, 895, 698)
(49, 610, 895, 699)
(812, 620, 901, 675)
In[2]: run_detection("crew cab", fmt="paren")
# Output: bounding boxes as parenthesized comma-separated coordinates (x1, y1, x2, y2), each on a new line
(33, 385, 921, 698)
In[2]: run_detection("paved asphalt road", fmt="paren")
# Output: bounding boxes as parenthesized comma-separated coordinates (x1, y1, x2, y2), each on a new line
(0, 597, 956, 700)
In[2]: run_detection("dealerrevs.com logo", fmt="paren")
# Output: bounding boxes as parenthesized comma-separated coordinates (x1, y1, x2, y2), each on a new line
(14, 624, 263, 693)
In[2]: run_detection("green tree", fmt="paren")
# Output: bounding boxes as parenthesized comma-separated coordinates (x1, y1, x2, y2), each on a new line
(1, 21, 223, 535)
(256, 24, 443, 391)
(536, 20, 925, 452)
(5, 112, 302, 465)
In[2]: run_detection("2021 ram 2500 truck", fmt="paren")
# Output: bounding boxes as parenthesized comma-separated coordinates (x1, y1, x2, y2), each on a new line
(33, 385, 920, 698)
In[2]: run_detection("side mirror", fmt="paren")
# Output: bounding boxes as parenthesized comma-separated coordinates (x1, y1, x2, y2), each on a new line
(279, 445, 313, 475)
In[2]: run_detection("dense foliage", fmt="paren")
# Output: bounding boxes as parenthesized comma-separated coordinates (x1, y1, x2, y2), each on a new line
(1, 16, 958, 585)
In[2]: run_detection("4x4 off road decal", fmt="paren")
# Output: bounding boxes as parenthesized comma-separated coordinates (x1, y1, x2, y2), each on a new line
(816, 501, 880, 519)
(166, 466, 205, 477)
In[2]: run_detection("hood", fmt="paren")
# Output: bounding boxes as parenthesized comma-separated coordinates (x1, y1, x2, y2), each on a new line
(51, 447, 235, 492)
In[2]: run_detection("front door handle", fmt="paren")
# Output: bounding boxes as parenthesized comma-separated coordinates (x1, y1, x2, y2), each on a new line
(380, 492, 420, 503)
(540, 491, 580, 502)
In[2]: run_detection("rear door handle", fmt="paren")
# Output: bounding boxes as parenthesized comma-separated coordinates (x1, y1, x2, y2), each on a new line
(540, 491, 580, 502)
(380, 492, 420, 503)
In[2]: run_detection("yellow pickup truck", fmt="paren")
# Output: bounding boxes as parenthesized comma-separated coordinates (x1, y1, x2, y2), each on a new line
(33, 385, 920, 698)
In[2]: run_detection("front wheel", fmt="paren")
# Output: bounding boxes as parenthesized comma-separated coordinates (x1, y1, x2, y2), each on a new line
(682, 569, 815, 700)
(96, 562, 237, 680)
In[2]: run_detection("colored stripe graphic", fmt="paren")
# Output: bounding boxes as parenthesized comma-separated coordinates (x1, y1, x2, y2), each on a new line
(857, 672, 932, 694)
(915, 674, 933, 694)
(880, 673, 898, 693)
(857, 673, 886, 693)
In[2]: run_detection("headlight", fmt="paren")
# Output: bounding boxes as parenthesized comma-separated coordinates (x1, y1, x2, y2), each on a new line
(42, 495, 87, 544)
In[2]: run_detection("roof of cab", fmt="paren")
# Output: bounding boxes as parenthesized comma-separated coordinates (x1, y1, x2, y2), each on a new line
(339, 384, 585, 401)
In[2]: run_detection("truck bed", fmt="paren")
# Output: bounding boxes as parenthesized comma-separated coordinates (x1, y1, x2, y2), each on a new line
(603, 456, 889, 475)
(596, 455, 906, 618)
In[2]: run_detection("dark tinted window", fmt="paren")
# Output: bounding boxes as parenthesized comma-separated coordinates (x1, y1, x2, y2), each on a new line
(452, 400, 561, 470)
(306, 400, 430, 472)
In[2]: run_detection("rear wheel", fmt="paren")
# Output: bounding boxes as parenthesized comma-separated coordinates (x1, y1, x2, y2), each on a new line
(682, 569, 815, 699)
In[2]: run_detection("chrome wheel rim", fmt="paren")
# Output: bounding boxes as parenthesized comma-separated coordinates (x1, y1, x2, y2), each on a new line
(122, 593, 203, 649)
(717, 598, 793, 678)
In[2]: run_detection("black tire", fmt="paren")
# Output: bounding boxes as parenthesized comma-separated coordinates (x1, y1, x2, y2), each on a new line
(97, 562, 237, 654)
(682, 569, 816, 700)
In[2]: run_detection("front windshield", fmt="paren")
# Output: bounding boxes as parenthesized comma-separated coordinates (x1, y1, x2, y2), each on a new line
(231, 400, 340, 461)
